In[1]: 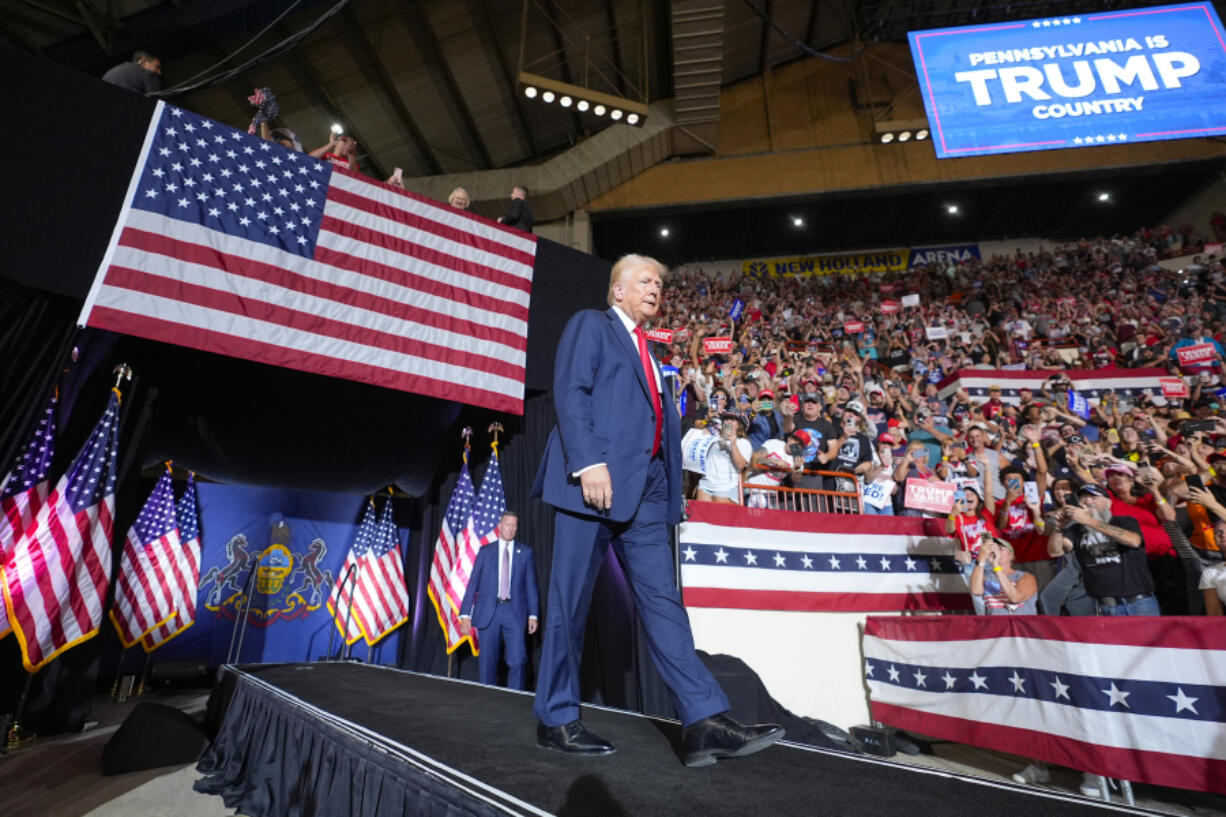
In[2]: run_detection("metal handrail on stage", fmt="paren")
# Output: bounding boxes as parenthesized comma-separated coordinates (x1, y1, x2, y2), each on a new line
(740, 466, 863, 513)
(224, 551, 266, 669)
(322, 561, 358, 662)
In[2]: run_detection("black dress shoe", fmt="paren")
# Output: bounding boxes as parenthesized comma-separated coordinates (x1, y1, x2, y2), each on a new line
(682, 712, 784, 767)
(537, 720, 617, 756)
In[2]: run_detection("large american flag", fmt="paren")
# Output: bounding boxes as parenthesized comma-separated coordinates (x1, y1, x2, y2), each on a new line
(865, 616, 1226, 795)
(2, 390, 119, 672)
(111, 470, 182, 647)
(444, 449, 508, 656)
(142, 475, 202, 652)
(355, 498, 409, 645)
(679, 503, 971, 612)
(327, 500, 377, 646)
(0, 395, 57, 640)
(79, 103, 536, 414)
(428, 462, 475, 653)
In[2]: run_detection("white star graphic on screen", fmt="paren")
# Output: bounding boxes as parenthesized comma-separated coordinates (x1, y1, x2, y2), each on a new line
(879, 556, 892, 571)
(942, 672, 958, 689)
(1117, 133, 1127, 141)
(1009, 671, 1026, 693)
(1102, 682, 1131, 708)
(968, 671, 988, 690)
(888, 665, 901, 682)
(1050, 676, 1070, 700)
(714, 548, 728, 564)
(744, 551, 757, 565)
(1167, 687, 1199, 715)
(682, 546, 697, 561)
(864, 661, 875, 677)
(1072, 16, 1080, 23)
(773, 553, 787, 567)
(856, 555, 868, 570)
(913, 669, 927, 688)
(1031, 20, 1041, 27)
(828, 555, 840, 570)
(904, 557, 917, 571)
(801, 554, 813, 569)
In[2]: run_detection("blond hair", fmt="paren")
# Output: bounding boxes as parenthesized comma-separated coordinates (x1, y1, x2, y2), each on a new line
(607, 254, 667, 306)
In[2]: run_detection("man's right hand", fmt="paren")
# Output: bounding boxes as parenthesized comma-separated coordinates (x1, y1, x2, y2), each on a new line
(580, 464, 613, 512)
(458, 618, 471, 636)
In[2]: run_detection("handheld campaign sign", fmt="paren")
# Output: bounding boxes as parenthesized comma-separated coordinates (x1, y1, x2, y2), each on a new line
(1177, 342, 1219, 367)
(729, 298, 746, 322)
(703, 337, 735, 355)
(645, 328, 674, 343)
(909, 2, 1226, 158)
(1160, 376, 1190, 398)
(845, 321, 865, 334)
(904, 479, 957, 514)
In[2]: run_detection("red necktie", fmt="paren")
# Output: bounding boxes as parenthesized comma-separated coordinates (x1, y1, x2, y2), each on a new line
(634, 326, 663, 456)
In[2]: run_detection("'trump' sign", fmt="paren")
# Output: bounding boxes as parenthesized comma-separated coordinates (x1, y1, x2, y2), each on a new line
(909, 2, 1226, 158)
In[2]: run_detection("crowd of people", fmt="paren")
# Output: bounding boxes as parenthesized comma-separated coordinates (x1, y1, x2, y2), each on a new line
(655, 224, 1226, 626)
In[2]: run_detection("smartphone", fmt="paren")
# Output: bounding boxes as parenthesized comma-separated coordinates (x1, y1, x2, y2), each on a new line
(1188, 474, 1205, 491)
(392, 167, 403, 182)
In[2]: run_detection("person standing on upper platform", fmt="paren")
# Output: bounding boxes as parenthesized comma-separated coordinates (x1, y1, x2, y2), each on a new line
(458, 511, 539, 690)
(531, 253, 784, 767)
(102, 50, 163, 96)
(499, 185, 534, 233)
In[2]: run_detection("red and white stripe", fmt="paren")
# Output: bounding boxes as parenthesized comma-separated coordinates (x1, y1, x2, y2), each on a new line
(82, 135, 536, 414)
(354, 547, 409, 645)
(679, 503, 970, 612)
(0, 480, 51, 639)
(141, 534, 202, 651)
(328, 549, 367, 646)
(1, 476, 114, 672)
(428, 519, 471, 653)
(937, 366, 1169, 404)
(111, 524, 182, 647)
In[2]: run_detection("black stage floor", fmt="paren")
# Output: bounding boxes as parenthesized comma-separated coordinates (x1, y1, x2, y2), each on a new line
(197, 662, 1154, 817)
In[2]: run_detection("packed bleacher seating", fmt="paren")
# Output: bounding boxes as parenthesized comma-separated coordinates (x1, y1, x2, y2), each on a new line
(656, 223, 1226, 624)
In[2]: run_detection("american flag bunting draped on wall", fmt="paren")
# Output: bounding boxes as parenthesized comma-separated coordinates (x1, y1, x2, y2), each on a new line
(111, 470, 182, 647)
(429, 460, 475, 653)
(327, 500, 377, 646)
(2, 390, 120, 672)
(0, 395, 58, 640)
(142, 474, 202, 651)
(356, 497, 409, 645)
(79, 102, 536, 414)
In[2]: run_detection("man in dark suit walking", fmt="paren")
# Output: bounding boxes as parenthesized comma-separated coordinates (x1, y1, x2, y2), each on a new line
(498, 185, 534, 233)
(531, 254, 783, 767)
(459, 511, 540, 690)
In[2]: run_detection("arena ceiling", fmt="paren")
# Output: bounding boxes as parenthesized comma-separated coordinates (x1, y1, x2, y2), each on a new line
(4, 0, 1225, 260)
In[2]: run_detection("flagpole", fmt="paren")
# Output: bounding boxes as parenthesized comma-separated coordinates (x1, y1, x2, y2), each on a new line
(5, 675, 35, 750)
(111, 647, 128, 698)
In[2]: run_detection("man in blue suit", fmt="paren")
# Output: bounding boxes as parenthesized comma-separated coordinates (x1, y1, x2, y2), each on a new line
(531, 253, 783, 767)
(459, 511, 539, 690)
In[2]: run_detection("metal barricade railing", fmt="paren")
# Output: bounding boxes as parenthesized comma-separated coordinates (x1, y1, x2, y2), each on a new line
(739, 467, 862, 514)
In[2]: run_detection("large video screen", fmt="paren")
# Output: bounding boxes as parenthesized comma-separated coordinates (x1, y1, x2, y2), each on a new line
(908, 2, 1226, 158)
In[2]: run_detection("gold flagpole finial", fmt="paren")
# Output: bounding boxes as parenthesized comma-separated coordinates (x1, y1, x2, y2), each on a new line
(488, 421, 504, 455)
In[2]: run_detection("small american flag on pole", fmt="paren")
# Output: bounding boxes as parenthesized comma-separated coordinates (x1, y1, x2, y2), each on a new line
(79, 103, 536, 414)
(328, 500, 377, 646)
(429, 461, 475, 653)
(356, 497, 409, 645)
(0, 395, 58, 640)
(444, 448, 507, 656)
(2, 390, 120, 672)
(111, 470, 182, 647)
(142, 475, 202, 652)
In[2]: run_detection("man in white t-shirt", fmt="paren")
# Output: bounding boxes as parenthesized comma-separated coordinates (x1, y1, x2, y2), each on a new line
(746, 436, 798, 508)
(696, 415, 753, 502)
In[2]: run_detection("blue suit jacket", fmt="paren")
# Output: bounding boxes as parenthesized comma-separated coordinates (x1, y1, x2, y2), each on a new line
(459, 541, 539, 630)
(532, 308, 683, 524)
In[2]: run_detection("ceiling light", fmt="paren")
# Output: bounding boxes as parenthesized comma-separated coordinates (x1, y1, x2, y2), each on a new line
(880, 133, 894, 143)
(524, 86, 538, 99)
(610, 109, 623, 121)
(626, 113, 639, 125)
(660, 227, 670, 238)
(560, 95, 573, 108)
(576, 99, 590, 112)
(898, 131, 911, 142)
(1097, 192, 1111, 202)
(916, 129, 929, 140)
(517, 71, 649, 126)
(593, 104, 606, 116)
(542, 90, 556, 103)
(792, 216, 804, 228)
(946, 204, 960, 215)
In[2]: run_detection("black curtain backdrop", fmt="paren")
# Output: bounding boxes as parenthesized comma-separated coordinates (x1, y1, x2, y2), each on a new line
(0, 46, 675, 729)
